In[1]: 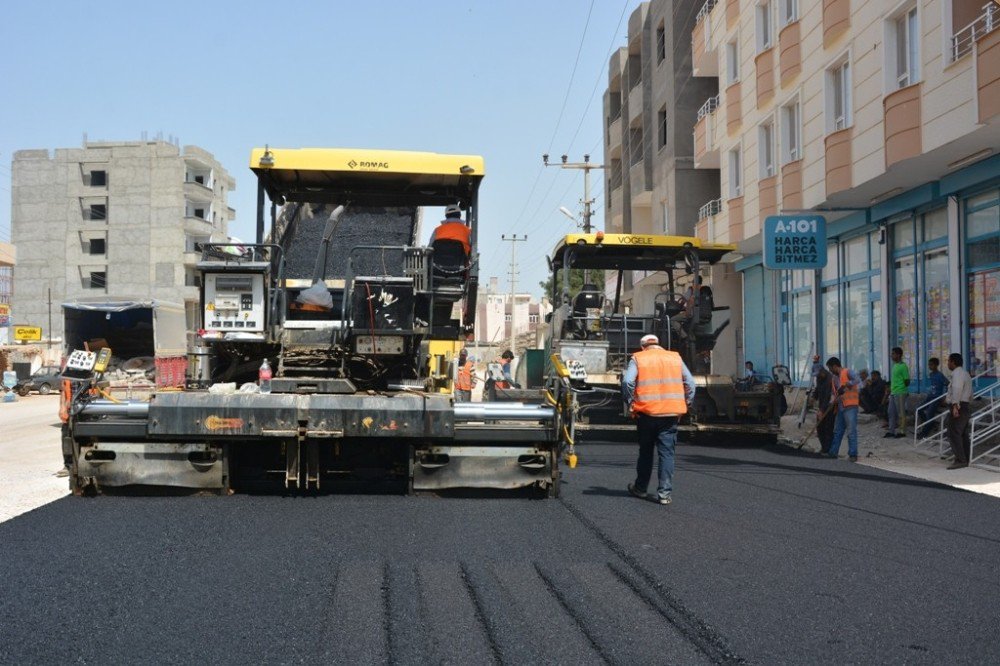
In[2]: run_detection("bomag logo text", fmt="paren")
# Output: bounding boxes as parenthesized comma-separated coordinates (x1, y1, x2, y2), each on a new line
(348, 159, 390, 170)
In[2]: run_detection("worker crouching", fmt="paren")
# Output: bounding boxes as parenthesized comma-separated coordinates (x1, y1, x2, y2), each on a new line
(622, 334, 696, 505)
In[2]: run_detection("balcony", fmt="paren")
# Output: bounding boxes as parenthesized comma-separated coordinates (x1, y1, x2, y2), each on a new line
(184, 216, 214, 235)
(755, 48, 775, 109)
(884, 83, 922, 169)
(694, 95, 721, 168)
(781, 160, 803, 211)
(954, 1, 999, 61)
(779, 21, 801, 88)
(183, 252, 200, 267)
(825, 127, 853, 197)
(692, 0, 720, 76)
(823, 0, 850, 48)
(759, 176, 778, 219)
(976, 11, 1000, 122)
(608, 115, 623, 158)
(629, 161, 652, 205)
(628, 84, 644, 123)
(184, 180, 214, 201)
(726, 82, 742, 135)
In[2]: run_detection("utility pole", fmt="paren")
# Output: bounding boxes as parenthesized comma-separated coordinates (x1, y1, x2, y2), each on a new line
(501, 234, 527, 355)
(543, 154, 605, 233)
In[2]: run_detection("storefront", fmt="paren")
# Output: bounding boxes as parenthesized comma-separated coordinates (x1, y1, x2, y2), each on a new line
(738, 155, 1000, 388)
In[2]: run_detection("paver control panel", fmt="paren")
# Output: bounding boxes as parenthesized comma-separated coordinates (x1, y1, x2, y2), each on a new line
(203, 272, 266, 333)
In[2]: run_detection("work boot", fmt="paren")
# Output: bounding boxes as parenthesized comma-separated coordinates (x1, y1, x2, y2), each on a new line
(627, 482, 647, 500)
(653, 494, 672, 505)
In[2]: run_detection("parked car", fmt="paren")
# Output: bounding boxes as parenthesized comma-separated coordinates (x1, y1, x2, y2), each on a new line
(15, 366, 64, 396)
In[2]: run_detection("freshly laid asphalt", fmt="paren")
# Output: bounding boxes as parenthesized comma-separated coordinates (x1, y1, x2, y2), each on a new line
(2, 441, 999, 665)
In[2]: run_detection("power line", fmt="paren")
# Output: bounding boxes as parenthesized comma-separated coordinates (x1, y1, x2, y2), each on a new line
(563, 0, 632, 155)
(545, 0, 597, 156)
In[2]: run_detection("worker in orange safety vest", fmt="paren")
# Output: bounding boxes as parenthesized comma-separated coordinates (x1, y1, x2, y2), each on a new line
(621, 334, 696, 505)
(430, 204, 472, 257)
(825, 356, 861, 461)
(454, 348, 476, 402)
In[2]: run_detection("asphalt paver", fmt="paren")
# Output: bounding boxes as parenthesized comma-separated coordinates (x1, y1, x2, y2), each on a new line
(2, 441, 999, 664)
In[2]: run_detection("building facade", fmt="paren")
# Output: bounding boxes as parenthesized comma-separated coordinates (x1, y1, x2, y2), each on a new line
(474, 277, 552, 351)
(686, 0, 1000, 385)
(11, 141, 235, 341)
(603, 0, 742, 374)
(0, 242, 13, 344)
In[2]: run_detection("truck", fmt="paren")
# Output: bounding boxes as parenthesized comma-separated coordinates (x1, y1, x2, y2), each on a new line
(541, 232, 784, 442)
(60, 148, 574, 496)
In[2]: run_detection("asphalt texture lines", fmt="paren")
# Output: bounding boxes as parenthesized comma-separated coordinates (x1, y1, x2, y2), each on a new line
(3, 442, 1000, 664)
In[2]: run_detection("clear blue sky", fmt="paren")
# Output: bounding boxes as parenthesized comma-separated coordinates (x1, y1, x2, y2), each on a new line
(0, 0, 640, 295)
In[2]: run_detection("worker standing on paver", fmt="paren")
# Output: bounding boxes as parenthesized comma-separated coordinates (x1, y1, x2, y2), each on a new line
(455, 349, 475, 402)
(826, 357, 861, 462)
(944, 353, 973, 469)
(622, 334, 696, 505)
(887, 347, 910, 438)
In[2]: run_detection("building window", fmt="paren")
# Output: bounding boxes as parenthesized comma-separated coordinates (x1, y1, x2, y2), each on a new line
(89, 238, 106, 255)
(88, 271, 107, 290)
(529, 314, 539, 324)
(656, 22, 666, 64)
(781, 0, 798, 26)
(827, 58, 851, 132)
(759, 121, 775, 178)
(891, 208, 951, 389)
(658, 106, 667, 149)
(781, 270, 814, 382)
(818, 233, 883, 374)
(88, 203, 107, 220)
(728, 147, 742, 198)
(756, 2, 773, 51)
(781, 100, 800, 164)
(505, 314, 512, 322)
(889, 5, 919, 90)
(89, 170, 107, 187)
(726, 41, 740, 84)
(965, 188, 1000, 378)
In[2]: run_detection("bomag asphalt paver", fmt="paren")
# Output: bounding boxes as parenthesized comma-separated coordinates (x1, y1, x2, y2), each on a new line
(60, 148, 575, 496)
(536, 232, 784, 442)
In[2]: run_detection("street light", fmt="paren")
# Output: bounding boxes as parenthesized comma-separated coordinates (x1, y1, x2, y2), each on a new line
(558, 206, 577, 224)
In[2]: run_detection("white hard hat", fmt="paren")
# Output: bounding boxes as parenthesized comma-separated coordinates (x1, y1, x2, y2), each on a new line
(444, 204, 462, 216)
(640, 334, 659, 347)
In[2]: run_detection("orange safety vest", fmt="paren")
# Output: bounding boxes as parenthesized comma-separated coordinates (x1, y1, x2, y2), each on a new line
(456, 362, 474, 391)
(631, 347, 689, 417)
(431, 220, 471, 255)
(839, 368, 859, 408)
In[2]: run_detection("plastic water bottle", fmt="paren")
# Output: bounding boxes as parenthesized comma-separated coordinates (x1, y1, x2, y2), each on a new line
(259, 358, 272, 394)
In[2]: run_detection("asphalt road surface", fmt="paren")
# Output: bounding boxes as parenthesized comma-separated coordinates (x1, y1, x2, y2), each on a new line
(3, 441, 999, 665)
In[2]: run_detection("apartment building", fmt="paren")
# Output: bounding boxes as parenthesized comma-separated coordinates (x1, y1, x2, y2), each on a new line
(11, 141, 235, 342)
(474, 277, 552, 350)
(690, 0, 1000, 384)
(0, 242, 13, 344)
(604, 0, 743, 374)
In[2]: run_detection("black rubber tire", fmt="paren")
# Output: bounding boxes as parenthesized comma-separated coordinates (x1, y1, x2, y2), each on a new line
(38, 383, 52, 395)
(16, 387, 30, 397)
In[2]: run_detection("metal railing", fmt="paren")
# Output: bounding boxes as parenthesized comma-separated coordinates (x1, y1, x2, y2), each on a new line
(698, 198, 723, 221)
(952, 2, 1000, 61)
(912, 364, 999, 463)
(696, 0, 718, 24)
(697, 95, 721, 121)
(971, 377, 1000, 468)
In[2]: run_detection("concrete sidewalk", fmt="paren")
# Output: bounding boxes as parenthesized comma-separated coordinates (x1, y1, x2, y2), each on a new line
(0, 395, 69, 522)
(785, 400, 1000, 499)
